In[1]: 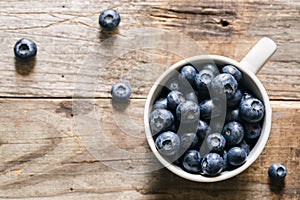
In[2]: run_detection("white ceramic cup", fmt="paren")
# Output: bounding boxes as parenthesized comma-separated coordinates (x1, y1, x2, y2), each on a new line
(144, 37, 277, 182)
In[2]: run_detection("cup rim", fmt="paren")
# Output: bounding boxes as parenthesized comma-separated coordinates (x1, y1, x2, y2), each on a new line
(144, 55, 272, 182)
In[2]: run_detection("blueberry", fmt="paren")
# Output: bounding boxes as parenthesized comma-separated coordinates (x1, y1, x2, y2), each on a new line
(185, 91, 198, 103)
(178, 65, 197, 86)
(227, 89, 242, 108)
(199, 99, 223, 121)
(201, 153, 224, 176)
(153, 98, 168, 110)
(176, 100, 200, 123)
(182, 150, 202, 173)
(222, 121, 244, 146)
(227, 147, 247, 166)
(180, 133, 199, 151)
(150, 109, 174, 135)
(225, 108, 241, 123)
(202, 63, 219, 77)
(176, 118, 198, 136)
(205, 133, 226, 152)
(14, 38, 37, 60)
(221, 65, 243, 82)
(167, 91, 185, 112)
(242, 91, 253, 101)
(194, 69, 216, 91)
(210, 73, 238, 99)
(222, 151, 230, 171)
(268, 163, 287, 181)
(99, 9, 121, 31)
(165, 76, 181, 91)
(239, 97, 265, 123)
(196, 120, 212, 141)
(238, 140, 251, 155)
(243, 123, 262, 139)
(155, 131, 180, 156)
(111, 82, 131, 103)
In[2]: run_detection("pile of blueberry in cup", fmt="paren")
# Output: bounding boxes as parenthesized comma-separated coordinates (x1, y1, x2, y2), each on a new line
(149, 63, 266, 176)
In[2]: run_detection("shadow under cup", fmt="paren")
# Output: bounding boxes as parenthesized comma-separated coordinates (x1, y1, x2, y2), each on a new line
(144, 55, 272, 182)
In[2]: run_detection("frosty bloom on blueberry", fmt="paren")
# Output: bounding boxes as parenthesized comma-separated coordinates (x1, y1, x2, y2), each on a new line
(194, 69, 216, 91)
(206, 133, 226, 153)
(149, 61, 266, 177)
(176, 100, 200, 124)
(201, 153, 225, 176)
(222, 121, 245, 146)
(178, 65, 197, 86)
(268, 163, 286, 181)
(155, 131, 180, 157)
(182, 150, 202, 173)
(111, 82, 131, 103)
(14, 38, 37, 61)
(239, 97, 265, 123)
(149, 109, 174, 135)
(210, 73, 238, 99)
(99, 9, 121, 31)
(167, 90, 185, 112)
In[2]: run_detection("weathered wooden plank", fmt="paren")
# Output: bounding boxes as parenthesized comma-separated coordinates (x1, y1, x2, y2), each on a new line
(0, 0, 299, 99)
(0, 99, 299, 199)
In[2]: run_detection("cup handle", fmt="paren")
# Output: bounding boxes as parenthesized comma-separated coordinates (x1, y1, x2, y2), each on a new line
(240, 37, 277, 74)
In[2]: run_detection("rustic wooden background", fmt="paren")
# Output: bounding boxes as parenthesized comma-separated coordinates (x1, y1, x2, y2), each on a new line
(0, 0, 299, 199)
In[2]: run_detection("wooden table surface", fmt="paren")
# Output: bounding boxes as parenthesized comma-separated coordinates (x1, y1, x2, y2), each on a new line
(0, 0, 299, 199)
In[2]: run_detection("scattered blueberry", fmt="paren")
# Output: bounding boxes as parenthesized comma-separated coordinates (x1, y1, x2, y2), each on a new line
(176, 100, 200, 123)
(210, 73, 238, 99)
(227, 147, 247, 166)
(111, 82, 131, 103)
(221, 65, 243, 82)
(155, 131, 181, 156)
(14, 38, 37, 60)
(150, 109, 174, 135)
(178, 65, 197, 86)
(206, 133, 226, 152)
(243, 123, 262, 139)
(201, 153, 224, 176)
(182, 150, 202, 173)
(99, 9, 121, 31)
(268, 163, 287, 181)
(167, 91, 185, 112)
(196, 120, 212, 141)
(239, 97, 265, 123)
(222, 121, 244, 146)
(153, 98, 168, 110)
(227, 89, 243, 108)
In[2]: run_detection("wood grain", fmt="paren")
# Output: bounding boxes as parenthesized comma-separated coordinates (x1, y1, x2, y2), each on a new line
(0, 0, 299, 100)
(0, 99, 299, 199)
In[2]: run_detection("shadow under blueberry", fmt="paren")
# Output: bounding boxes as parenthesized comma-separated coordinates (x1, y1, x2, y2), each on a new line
(111, 99, 130, 111)
(268, 179, 285, 194)
(14, 58, 36, 76)
(98, 28, 120, 42)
